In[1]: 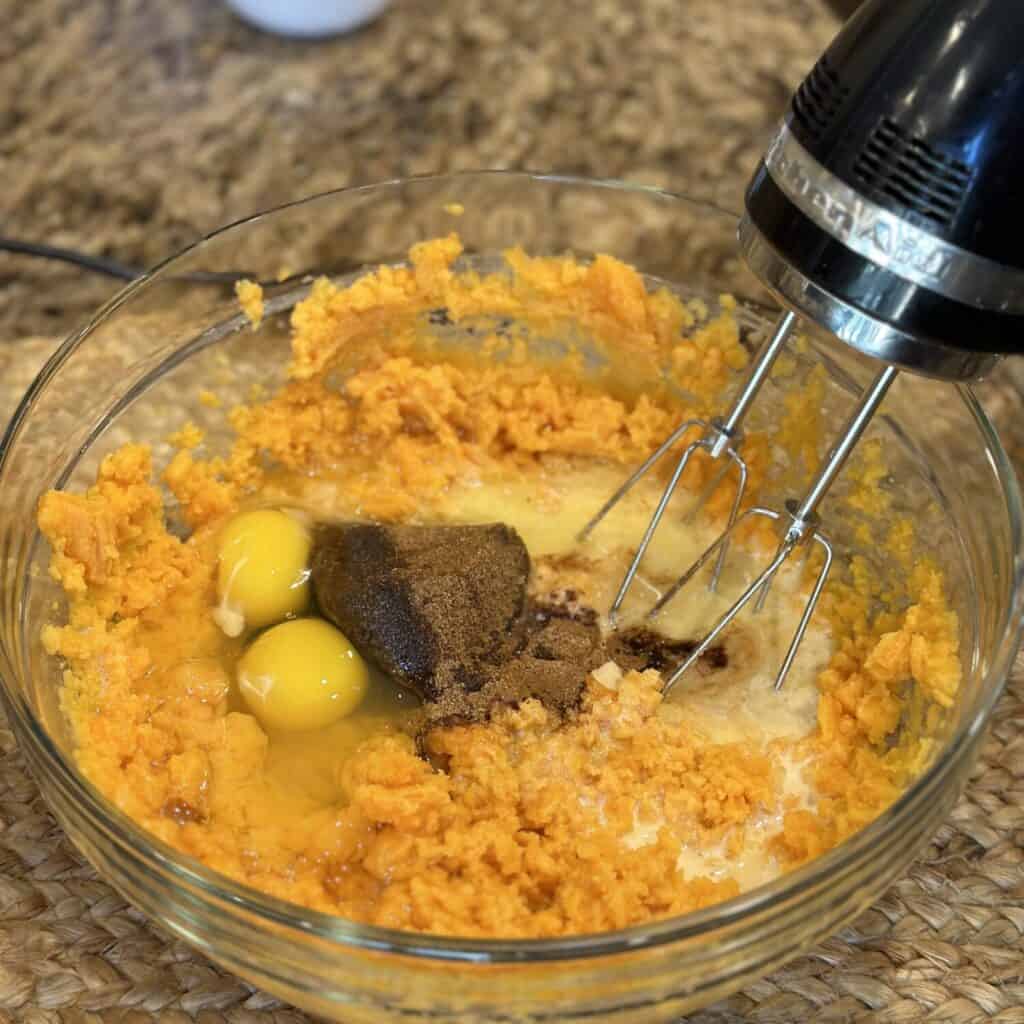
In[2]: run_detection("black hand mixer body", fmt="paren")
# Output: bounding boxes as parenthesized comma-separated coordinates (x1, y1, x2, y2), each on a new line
(743, 0, 1024, 380)
(586, 0, 1024, 692)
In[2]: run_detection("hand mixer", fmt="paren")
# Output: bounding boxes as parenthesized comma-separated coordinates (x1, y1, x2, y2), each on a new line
(585, 0, 1024, 693)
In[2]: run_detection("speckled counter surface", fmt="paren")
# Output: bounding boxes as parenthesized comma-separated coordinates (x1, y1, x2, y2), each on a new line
(2, 0, 836, 341)
(2, 2, 1023, 1023)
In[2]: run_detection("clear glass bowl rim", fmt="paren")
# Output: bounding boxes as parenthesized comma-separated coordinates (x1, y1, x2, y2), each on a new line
(1, 169, 1022, 965)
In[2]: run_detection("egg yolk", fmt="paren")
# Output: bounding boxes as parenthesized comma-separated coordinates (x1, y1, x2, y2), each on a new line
(237, 618, 369, 732)
(214, 509, 311, 637)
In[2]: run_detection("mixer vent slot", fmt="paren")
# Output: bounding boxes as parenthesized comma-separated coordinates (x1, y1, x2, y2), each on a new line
(791, 54, 850, 139)
(854, 118, 971, 227)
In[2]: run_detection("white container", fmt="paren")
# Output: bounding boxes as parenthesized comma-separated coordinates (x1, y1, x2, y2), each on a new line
(224, 0, 391, 38)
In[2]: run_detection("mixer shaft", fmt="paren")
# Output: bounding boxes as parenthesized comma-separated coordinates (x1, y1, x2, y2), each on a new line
(658, 361, 897, 693)
(578, 310, 798, 618)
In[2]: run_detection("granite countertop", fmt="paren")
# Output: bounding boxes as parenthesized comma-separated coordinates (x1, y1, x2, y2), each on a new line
(1, 0, 835, 342)
(3, 4, 1024, 1024)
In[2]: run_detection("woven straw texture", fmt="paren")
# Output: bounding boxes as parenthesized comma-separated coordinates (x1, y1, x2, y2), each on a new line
(2, 1, 1023, 1020)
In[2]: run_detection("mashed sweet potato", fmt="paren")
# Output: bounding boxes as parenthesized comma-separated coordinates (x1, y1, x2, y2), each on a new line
(36, 237, 960, 937)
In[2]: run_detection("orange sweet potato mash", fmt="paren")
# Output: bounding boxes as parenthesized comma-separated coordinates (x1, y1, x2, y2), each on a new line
(36, 238, 960, 937)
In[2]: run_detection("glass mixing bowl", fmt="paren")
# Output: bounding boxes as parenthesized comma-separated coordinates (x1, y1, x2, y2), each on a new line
(0, 173, 1021, 1022)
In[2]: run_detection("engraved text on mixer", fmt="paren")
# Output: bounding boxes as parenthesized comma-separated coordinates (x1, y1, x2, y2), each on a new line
(764, 122, 1024, 315)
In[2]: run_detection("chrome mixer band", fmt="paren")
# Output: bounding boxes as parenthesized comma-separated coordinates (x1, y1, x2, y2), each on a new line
(763, 121, 1024, 316)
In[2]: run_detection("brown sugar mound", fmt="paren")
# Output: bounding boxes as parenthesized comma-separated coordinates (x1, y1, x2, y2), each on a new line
(312, 522, 605, 723)
(312, 521, 530, 699)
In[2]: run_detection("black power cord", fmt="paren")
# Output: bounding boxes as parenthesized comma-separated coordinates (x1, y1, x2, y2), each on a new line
(0, 235, 248, 286)
(0, 237, 786, 323)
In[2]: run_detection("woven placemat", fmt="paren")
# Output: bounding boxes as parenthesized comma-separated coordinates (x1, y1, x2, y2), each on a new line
(0, 336, 1022, 1024)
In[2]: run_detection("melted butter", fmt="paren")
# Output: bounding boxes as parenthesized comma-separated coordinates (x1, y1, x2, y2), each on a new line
(440, 459, 828, 638)
(660, 625, 828, 747)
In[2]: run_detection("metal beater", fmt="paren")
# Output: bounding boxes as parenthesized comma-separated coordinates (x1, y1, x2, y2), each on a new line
(590, 0, 1024, 692)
